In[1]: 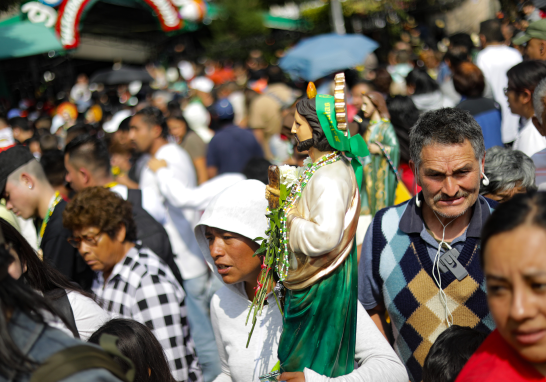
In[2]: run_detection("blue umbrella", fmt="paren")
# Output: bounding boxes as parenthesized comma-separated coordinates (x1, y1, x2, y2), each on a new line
(279, 33, 379, 82)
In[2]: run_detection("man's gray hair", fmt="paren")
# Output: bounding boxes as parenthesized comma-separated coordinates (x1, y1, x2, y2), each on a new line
(409, 108, 486, 173)
(480, 146, 536, 195)
(533, 77, 546, 124)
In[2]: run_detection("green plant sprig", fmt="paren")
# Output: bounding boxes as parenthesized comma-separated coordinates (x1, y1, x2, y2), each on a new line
(245, 184, 288, 348)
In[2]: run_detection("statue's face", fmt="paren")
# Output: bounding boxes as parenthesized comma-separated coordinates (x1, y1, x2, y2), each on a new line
(291, 111, 313, 145)
(361, 95, 376, 119)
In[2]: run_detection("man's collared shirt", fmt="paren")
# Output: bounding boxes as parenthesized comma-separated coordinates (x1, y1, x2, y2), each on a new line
(92, 246, 203, 382)
(359, 194, 493, 310)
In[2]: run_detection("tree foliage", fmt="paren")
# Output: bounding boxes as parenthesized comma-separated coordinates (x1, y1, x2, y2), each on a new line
(0, 0, 22, 12)
(206, 0, 270, 59)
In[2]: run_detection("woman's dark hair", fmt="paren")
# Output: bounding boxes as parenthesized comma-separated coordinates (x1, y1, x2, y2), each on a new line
(453, 62, 485, 98)
(118, 116, 132, 133)
(481, 191, 546, 267)
(449, 33, 474, 53)
(295, 98, 336, 152)
(88, 319, 175, 382)
(0, 235, 68, 375)
(0, 219, 95, 301)
(423, 325, 487, 382)
(506, 60, 546, 94)
(372, 67, 393, 95)
(166, 109, 194, 137)
(444, 46, 470, 69)
(166, 100, 181, 118)
(406, 68, 439, 95)
(63, 187, 138, 243)
(387, 96, 420, 163)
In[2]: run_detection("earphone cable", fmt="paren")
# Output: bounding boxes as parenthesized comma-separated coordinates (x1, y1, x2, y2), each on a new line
(432, 210, 456, 327)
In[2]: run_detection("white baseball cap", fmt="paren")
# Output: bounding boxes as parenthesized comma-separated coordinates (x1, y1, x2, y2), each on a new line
(189, 77, 214, 93)
(103, 109, 132, 133)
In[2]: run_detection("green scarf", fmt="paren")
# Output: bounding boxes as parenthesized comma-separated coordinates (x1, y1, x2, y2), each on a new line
(315, 94, 369, 190)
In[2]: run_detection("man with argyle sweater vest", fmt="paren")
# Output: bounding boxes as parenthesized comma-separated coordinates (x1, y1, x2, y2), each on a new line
(358, 108, 497, 382)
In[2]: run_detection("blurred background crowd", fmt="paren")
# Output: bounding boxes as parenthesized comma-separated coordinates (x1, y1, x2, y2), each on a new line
(3, 0, 546, 381)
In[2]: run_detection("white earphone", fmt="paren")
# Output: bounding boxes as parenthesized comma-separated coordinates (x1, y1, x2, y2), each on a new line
(482, 169, 490, 186)
(415, 194, 421, 207)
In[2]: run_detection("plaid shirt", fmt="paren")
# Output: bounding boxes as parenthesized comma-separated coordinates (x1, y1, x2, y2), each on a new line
(92, 246, 203, 382)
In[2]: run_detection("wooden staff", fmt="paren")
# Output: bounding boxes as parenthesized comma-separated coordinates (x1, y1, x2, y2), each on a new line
(267, 165, 280, 210)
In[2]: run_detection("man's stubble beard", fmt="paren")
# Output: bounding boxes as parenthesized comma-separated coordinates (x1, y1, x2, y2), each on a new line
(430, 189, 479, 219)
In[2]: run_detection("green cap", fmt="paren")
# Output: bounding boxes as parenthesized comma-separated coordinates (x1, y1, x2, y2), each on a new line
(513, 19, 546, 45)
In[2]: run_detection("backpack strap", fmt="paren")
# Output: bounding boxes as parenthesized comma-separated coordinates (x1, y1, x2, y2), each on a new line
(126, 189, 143, 208)
(30, 334, 135, 382)
(44, 288, 79, 339)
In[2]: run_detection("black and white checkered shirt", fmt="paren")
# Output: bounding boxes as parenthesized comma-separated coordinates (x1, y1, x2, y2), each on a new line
(92, 246, 203, 382)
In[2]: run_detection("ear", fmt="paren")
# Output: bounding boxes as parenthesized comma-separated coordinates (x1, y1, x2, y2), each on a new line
(520, 89, 533, 105)
(152, 124, 163, 139)
(409, 160, 421, 187)
(78, 167, 93, 187)
(406, 85, 415, 95)
(533, 116, 546, 137)
(20, 173, 34, 190)
(116, 224, 127, 243)
(481, 155, 486, 174)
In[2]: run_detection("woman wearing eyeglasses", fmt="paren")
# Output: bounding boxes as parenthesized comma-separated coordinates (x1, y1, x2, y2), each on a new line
(63, 186, 203, 382)
(507, 60, 546, 157)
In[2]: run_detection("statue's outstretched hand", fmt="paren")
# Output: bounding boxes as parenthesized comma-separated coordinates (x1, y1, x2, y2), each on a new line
(266, 185, 280, 200)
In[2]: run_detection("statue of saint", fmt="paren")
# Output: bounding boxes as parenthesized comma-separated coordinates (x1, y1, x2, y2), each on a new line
(265, 75, 369, 377)
(359, 91, 400, 217)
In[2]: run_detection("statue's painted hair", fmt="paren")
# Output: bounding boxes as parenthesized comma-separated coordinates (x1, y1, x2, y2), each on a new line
(363, 91, 390, 120)
(295, 98, 336, 152)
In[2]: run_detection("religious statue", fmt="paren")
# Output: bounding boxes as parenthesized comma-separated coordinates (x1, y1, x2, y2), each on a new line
(359, 91, 400, 217)
(247, 74, 369, 380)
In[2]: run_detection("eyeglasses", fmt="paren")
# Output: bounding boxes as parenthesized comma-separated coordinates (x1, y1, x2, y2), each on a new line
(67, 232, 104, 248)
(503, 87, 520, 95)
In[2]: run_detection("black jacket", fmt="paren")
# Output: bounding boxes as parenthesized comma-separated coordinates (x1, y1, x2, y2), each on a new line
(41, 200, 95, 289)
(127, 189, 184, 287)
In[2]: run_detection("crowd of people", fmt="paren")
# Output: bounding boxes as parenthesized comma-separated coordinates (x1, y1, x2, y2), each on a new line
(3, 10, 546, 382)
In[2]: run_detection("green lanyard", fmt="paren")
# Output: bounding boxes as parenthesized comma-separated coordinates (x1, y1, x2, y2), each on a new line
(37, 192, 62, 248)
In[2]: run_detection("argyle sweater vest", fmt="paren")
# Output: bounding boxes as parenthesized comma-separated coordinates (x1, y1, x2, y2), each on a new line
(372, 202, 496, 382)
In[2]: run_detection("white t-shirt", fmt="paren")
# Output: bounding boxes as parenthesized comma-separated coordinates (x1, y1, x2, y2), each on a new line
(110, 184, 166, 225)
(67, 291, 110, 340)
(513, 118, 546, 158)
(47, 290, 110, 340)
(140, 143, 208, 280)
(477, 45, 522, 143)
